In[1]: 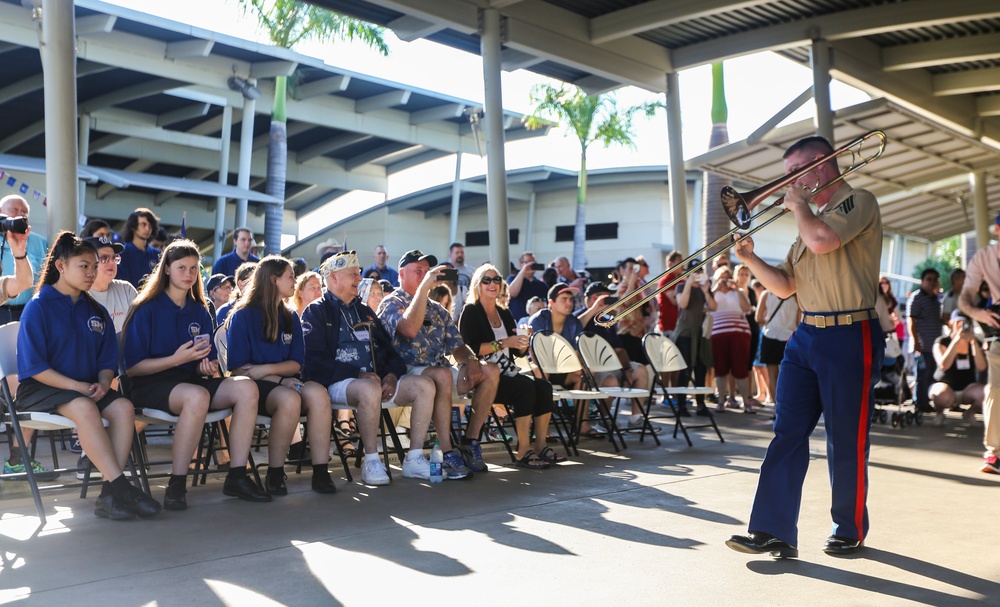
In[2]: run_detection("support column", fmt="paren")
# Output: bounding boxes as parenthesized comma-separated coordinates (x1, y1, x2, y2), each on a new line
(78, 114, 89, 221)
(480, 8, 510, 271)
(666, 72, 689, 255)
(892, 235, 905, 276)
(811, 38, 834, 143)
(449, 153, 462, 244)
(971, 171, 989, 250)
(39, 0, 78, 236)
(690, 176, 703, 254)
(525, 191, 537, 251)
(216, 106, 234, 259)
(235, 91, 256, 230)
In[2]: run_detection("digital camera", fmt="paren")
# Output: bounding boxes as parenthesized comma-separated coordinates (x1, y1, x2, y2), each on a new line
(0, 214, 28, 235)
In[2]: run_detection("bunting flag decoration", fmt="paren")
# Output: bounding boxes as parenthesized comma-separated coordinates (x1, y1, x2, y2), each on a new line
(5, 176, 14, 187)
(18, 183, 28, 194)
(32, 189, 40, 200)
(0, 171, 5, 182)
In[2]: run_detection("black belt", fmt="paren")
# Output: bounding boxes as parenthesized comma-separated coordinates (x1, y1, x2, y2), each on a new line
(801, 309, 877, 328)
(0, 304, 24, 310)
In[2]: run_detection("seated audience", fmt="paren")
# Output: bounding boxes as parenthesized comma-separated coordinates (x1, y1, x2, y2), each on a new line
(378, 250, 500, 478)
(216, 262, 257, 327)
(367, 245, 399, 287)
(206, 274, 235, 314)
(303, 250, 437, 485)
(17, 232, 160, 520)
(225, 255, 337, 494)
(81, 218, 112, 239)
(459, 264, 563, 469)
(123, 240, 269, 510)
(293, 271, 323, 317)
(213, 227, 260, 277)
(117, 207, 161, 288)
(429, 284, 454, 317)
(517, 295, 545, 327)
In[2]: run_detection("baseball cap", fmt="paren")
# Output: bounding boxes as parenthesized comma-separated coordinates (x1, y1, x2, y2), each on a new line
(584, 282, 613, 298)
(398, 249, 438, 269)
(83, 236, 124, 254)
(547, 282, 579, 301)
(206, 274, 235, 292)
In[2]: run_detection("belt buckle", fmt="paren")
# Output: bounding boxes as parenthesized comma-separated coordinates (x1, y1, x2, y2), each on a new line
(845, 313, 853, 325)
(815, 315, 827, 329)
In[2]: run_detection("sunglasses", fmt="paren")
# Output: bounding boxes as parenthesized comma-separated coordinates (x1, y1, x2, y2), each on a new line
(98, 255, 121, 265)
(480, 276, 504, 285)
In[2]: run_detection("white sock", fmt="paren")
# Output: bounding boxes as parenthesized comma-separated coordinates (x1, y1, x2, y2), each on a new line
(364, 453, 380, 463)
(406, 450, 423, 461)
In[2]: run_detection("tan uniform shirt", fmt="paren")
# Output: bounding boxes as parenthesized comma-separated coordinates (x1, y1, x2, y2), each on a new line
(776, 182, 882, 313)
(964, 243, 1000, 304)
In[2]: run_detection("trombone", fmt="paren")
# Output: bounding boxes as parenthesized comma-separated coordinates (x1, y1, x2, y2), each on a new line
(595, 130, 887, 328)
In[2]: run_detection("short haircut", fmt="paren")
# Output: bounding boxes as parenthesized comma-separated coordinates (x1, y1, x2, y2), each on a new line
(233, 227, 253, 241)
(921, 268, 940, 280)
(449, 242, 464, 252)
(783, 136, 835, 160)
(950, 268, 965, 281)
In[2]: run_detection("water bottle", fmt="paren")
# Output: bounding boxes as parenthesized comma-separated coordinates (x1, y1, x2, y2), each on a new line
(429, 441, 443, 484)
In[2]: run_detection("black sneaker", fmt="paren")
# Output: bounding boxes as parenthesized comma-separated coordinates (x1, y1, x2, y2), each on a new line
(163, 484, 187, 511)
(120, 485, 162, 519)
(94, 495, 136, 521)
(223, 476, 272, 502)
(311, 471, 337, 494)
(265, 472, 288, 496)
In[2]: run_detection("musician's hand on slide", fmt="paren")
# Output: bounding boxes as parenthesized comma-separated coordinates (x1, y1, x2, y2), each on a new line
(733, 234, 754, 261)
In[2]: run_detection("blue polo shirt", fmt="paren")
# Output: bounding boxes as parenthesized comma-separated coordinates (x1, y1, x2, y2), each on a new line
(365, 264, 399, 287)
(117, 242, 161, 288)
(226, 305, 304, 370)
(17, 285, 118, 382)
(528, 308, 584, 345)
(213, 251, 259, 277)
(1, 232, 47, 306)
(123, 292, 216, 373)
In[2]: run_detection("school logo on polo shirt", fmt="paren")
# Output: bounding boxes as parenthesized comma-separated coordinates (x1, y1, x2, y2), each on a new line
(88, 316, 106, 334)
(301, 321, 312, 335)
(188, 323, 203, 338)
(282, 332, 293, 345)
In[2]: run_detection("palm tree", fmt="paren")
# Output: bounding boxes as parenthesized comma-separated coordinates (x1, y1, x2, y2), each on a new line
(526, 84, 660, 272)
(236, 0, 388, 255)
(704, 62, 733, 259)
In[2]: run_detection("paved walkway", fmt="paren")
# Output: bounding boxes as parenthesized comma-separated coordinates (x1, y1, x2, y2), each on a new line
(1, 405, 997, 606)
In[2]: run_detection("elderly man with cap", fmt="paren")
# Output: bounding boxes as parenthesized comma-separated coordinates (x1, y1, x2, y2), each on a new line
(206, 274, 235, 316)
(301, 250, 437, 485)
(377, 249, 499, 479)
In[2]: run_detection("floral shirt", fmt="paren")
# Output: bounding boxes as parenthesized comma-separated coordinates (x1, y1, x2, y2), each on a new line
(377, 287, 464, 367)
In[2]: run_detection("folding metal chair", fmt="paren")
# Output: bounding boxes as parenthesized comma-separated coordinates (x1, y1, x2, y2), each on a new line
(577, 331, 658, 445)
(0, 322, 106, 524)
(529, 330, 623, 455)
(643, 333, 724, 446)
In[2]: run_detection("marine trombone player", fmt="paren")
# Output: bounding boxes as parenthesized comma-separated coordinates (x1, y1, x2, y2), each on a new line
(725, 135, 884, 559)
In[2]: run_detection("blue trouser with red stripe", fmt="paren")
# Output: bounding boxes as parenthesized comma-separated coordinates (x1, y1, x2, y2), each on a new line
(747, 317, 884, 546)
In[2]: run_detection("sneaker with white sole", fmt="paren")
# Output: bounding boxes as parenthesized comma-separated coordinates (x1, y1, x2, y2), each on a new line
(361, 458, 390, 485)
(4, 458, 60, 482)
(626, 417, 661, 433)
(457, 440, 488, 472)
(981, 455, 999, 474)
(402, 453, 430, 479)
(77, 455, 103, 480)
(442, 450, 473, 480)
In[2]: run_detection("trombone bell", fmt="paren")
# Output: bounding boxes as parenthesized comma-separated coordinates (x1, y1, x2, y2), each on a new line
(720, 187, 753, 230)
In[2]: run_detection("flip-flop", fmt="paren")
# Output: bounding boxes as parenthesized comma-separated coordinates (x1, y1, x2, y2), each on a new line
(537, 446, 567, 464)
(515, 450, 550, 469)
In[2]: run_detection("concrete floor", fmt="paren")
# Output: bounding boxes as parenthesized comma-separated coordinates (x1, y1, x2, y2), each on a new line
(1, 404, 998, 607)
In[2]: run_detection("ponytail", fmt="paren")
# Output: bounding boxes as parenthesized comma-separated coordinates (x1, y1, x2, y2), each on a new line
(38, 230, 106, 323)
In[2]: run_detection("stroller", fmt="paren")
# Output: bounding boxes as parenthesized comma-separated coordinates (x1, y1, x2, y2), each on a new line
(872, 334, 922, 427)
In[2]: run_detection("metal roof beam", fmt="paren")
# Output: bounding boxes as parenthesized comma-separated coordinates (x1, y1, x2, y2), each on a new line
(76, 14, 117, 36)
(883, 33, 1000, 71)
(573, 75, 622, 96)
(295, 189, 349, 217)
(250, 60, 299, 79)
(344, 143, 420, 170)
(156, 103, 211, 127)
(934, 67, 1000, 96)
(95, 159, 155, 199)
(297, 134, 373, 163)
(980, 96, 1000, 117)
(386, 149, 451, 174)
(292, 75, 351, 100)
(355, 90, 411, 113)
(590, 0, 770, 45)
(500, 48, 543, 71)
(388, 14, 445, 42)
(164, 39, 214, 60)
(89, 114, 222, 151)
(673, 0, 1000, 70)
(409, 103, 466, 125)
(79, 78, 184, 114)
(0, 60, 111, 105)
(154, 169, 215, 205)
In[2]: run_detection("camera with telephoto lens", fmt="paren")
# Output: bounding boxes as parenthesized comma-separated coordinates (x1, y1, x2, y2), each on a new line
(0, 215, 28, 235)
(962, 319, 972, 332)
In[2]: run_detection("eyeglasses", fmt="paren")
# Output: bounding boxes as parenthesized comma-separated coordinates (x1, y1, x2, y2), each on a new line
(480, 276, 504, 285)
(98, 255, 121, 265)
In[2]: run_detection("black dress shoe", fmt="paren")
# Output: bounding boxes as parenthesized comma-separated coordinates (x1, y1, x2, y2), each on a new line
(726, 532, 798, 558)
(311, 473, 338, 494)
(94, 495, 136, 521)
(223, 476, 273, 502)
(120, 486, 162, 519)
(163, 485, 187, 511)
(265, 473, 288, 496)
(823, 535, 864, 556)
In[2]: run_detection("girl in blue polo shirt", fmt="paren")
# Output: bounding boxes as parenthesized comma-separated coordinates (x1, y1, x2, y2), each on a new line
(17, 232, 160, 520)
(122, 239, 269, 510)
(225, 256, 337, 494)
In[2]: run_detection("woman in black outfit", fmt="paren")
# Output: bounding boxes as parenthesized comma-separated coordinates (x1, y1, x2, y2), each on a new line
(459, 263, 565, 469)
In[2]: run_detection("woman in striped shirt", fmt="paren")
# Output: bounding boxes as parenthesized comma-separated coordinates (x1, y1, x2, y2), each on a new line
(710, 266, 759, 413)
